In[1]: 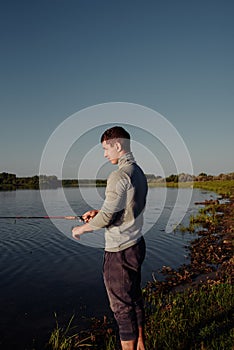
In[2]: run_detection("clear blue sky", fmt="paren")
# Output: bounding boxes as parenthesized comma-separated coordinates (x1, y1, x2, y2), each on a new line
(0, 0, 233, 177)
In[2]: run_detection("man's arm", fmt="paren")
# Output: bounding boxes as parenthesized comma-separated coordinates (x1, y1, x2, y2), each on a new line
(72, 222, 93, 240)
(89, 172, 128, 229)
(72, 209, 99, 240)
(72, 172, 129, 238)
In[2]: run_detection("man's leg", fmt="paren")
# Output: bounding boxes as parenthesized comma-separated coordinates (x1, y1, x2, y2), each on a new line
(136, 326, 145, 350)
(103, 251, 139, 344)
(123, 240, 146, 350)
(121, 339, 136, 350)
(121, 326, 145, 350)
(103, 239, 146, 349)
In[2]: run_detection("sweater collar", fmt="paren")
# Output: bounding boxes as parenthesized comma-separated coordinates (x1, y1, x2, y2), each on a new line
(118, 152, 136, 168)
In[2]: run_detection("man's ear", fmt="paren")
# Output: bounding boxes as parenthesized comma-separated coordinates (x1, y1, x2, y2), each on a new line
(114, 141, 122, 152)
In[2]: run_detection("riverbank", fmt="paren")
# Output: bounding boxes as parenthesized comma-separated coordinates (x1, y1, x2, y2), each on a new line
(46, 181, 233, 350)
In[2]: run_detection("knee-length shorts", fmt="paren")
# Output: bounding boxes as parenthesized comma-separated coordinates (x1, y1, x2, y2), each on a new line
(103, 237, 146, 341)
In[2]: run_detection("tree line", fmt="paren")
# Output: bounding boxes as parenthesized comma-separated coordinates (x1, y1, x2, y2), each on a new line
(0, 173, 40, 190)
(0, 171, 234, 190)
(0, 173, 107, 190)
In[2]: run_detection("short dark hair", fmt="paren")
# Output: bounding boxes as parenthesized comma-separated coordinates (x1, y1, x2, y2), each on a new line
(101, 126, 131, 151)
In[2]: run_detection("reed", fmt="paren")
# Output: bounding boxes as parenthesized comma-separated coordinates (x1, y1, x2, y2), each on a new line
(48, 314, 94, 349)
(47, 314, 118, 350)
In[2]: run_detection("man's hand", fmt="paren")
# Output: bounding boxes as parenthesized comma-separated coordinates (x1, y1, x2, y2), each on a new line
(82, 210, 99, 223)
(72, 222, 93, 240)
(72, 226, 84, 240)
(72, 210, 98, 240)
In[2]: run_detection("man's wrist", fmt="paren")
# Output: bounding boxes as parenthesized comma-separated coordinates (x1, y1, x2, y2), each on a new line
(83, 222, 93, 233)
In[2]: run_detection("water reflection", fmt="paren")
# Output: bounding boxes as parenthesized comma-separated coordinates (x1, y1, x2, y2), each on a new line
(0, 187, 216, 349)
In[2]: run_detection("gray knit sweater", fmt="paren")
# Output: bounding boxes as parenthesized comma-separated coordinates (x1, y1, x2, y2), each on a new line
(89, 152, 148, 252)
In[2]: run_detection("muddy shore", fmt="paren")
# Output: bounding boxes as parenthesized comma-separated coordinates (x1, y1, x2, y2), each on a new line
(146, 195, 233, 294)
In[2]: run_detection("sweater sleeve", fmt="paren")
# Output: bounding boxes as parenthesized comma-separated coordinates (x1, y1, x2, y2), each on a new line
(89, 170, 130, 230)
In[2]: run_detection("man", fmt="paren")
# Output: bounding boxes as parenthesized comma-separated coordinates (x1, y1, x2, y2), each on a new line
(72, 126, 148, 350)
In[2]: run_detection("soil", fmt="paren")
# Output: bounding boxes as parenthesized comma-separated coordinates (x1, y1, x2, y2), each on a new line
(147, 195, 234, 293)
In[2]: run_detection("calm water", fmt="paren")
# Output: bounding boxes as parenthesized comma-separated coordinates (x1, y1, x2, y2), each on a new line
(0, 187, 216, 349)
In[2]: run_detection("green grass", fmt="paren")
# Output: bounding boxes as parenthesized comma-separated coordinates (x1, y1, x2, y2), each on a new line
(179, 203, 222, 233)
(47, 282, 233, 350)
(143, 282, 233, 350)
(193, 180, 234, 197)
(48, 314, 95, 349)
(47, 315, 118, 350)
(149, 179, 234, 197)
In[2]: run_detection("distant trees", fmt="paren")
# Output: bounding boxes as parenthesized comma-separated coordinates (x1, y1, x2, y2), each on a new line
(214, 172, 234, 181)
(1, 171, 234, 191)
(195, 173, 213, 182)
(17, 175, 39, 189)
(62, 179, 107, 187)
(199, 172, 207, 177)
(178, 173, 194, 182)
(166, 174, 179, 183)
(0, 173, 60, 190)
(0, 172, 16, 184)
(39, 175, 60, 189)
(194, 173, 234, 182)
(145, 174, 157, 181)
(0, 173, 107, 189)
(0, 172, 17, 189)
(62, 179, 78, 187)
(95, 179, 107, 187)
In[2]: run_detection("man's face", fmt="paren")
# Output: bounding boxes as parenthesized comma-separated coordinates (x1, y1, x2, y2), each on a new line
(102, 140, 119, 165)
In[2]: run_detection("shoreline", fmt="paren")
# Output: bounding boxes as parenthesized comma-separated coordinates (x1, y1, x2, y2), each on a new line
(147, 195, 233, 294)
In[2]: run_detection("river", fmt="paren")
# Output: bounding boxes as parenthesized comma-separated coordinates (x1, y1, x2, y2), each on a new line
(0, 187, 216, 349)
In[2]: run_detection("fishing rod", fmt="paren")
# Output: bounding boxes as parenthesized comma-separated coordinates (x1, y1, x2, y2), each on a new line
(0, 215, 85, 221)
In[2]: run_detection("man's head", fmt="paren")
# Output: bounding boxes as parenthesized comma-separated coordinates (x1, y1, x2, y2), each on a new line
(101, 126, 131, 164)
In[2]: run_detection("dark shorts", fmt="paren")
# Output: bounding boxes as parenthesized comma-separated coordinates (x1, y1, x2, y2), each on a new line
(103, 237, 146, 341)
